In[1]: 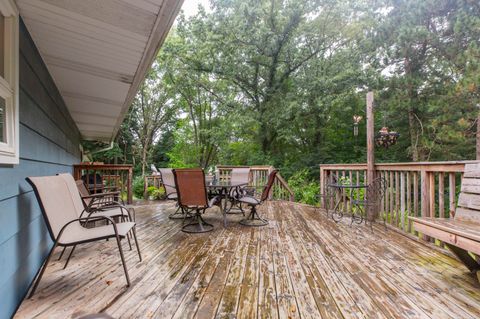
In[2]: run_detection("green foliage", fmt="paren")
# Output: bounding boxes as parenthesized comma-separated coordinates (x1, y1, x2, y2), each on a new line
(147, 186, 165, 200)
(133, 176, 145, 199)
(287, 169, 319, 205)
(91, 0, 479, 189)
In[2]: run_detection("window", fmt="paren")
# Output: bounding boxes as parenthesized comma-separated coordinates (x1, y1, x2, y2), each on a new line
(0, 0, 18, 164)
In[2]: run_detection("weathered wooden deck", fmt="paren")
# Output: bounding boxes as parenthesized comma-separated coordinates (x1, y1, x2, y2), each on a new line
(16, 201, 480, 319)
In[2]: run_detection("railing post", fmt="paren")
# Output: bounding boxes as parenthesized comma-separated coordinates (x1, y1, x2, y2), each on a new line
(366, 91, 376, 220)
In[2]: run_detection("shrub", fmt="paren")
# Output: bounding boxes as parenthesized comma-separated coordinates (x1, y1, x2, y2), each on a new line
(288, 169, 319, 205)
(133, 176, 145, 199)
(147, 186, 165, 200)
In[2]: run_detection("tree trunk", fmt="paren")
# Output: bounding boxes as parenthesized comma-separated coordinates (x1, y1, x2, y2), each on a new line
(141, 144, 148, 177)
(408, 109, 419, 161)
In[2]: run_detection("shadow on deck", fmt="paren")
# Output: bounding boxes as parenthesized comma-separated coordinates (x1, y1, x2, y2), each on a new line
(15, 201, 480, 318)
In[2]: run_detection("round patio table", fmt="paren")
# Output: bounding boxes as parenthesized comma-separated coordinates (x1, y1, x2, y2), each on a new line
(206, 180, 248, 227)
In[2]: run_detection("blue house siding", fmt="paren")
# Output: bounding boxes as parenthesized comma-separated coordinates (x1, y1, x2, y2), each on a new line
(0, 21, 81, 319)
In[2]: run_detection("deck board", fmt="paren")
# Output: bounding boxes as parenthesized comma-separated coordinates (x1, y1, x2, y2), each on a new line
(15, 201, 480, 319)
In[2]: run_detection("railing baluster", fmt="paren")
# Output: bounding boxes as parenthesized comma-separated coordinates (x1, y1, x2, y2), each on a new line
(438, 172, 445, 218)
(406, 172, 412, 233)
(400, 172, 406, 231)
(395, 171, 400, 227)
(429, 172, 435, 219)
(384, 171, 389, 223)
(449, 172, 456, 218)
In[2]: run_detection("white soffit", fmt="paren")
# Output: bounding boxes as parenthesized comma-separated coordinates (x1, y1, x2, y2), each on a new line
(17, 0, 184, 140)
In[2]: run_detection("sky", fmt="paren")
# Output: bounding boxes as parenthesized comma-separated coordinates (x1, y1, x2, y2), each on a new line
(180, 0, 211, 17)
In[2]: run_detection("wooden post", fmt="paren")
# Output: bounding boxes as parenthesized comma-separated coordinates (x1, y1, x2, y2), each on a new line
(366, 91, 375, 219)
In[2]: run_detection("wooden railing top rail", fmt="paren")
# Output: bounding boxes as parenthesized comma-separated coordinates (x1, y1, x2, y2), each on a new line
(320, 160, 480, 172)
(274, 173, 295, 200)
(216, 165, 274, 171)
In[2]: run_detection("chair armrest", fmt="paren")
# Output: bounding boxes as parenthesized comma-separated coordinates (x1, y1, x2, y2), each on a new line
(90, 203, 134, 221)
(82, 191, 120, 199)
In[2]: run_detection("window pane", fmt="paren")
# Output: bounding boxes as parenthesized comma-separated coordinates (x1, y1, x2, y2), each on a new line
(0, 97, 5, 143)
(0, 14, 4, 78)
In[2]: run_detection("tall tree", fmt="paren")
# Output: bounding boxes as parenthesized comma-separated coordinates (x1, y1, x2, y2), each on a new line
(127, 65, 177, 176)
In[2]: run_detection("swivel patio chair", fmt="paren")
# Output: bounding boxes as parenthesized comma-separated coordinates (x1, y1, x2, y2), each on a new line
(173, 168, 220, 233)
(226, 167, 251, 215)
(159, 168, 189, 219)
(237, 170, 278, 226)
(26, 175, 141, 298)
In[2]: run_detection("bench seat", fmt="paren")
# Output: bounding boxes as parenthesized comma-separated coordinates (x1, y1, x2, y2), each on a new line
(410, 217, 480, 256)
(409, 163, 480, 279)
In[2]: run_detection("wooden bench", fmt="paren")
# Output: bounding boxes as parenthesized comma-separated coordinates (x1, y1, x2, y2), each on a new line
(410, 163, 480, 282)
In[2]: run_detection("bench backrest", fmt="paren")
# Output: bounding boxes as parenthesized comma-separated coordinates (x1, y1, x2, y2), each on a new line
(456, 163, 480, 223)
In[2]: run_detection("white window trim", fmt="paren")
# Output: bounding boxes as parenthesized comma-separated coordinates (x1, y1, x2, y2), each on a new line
(0, 0, 18, 164)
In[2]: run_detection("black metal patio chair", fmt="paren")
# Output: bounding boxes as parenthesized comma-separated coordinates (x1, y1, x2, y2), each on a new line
(351, 177, 387, 229)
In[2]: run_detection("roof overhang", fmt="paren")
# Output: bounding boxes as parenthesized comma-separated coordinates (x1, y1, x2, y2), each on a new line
(17, 0, 184, 141)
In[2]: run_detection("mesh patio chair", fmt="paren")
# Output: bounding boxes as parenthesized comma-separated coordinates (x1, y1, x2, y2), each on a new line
(72, 176, 133, 221)
(26, 175, 141, 298)
(173, 168, 220, 233)
(56, 174, 135, 268)
(159, 168, 189, 219)
(237, 170, 278, 226)
(226, 168, 251, 215)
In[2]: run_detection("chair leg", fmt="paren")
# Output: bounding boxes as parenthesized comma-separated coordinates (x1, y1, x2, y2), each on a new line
(239, 205, 268, 226)
(63, 245, 76, 270)
(129, 207, 135, 221)
(29, 241, 59, 298)
(57, 246, 67, 261)
(226, 199, 245, 215)
(169, 204, 189, 220)
(115, 234, 130, 286)
(126, 232, 132, 250)
(131, 226, 142, 262)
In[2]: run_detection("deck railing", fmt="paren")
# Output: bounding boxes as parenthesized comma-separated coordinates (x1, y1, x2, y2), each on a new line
(73, 163, 133, 204)
(216, 165, 295, 201)
(319, 161, 480, 238)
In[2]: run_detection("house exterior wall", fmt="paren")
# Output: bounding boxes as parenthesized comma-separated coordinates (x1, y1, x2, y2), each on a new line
(0, 20, 81, 319)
